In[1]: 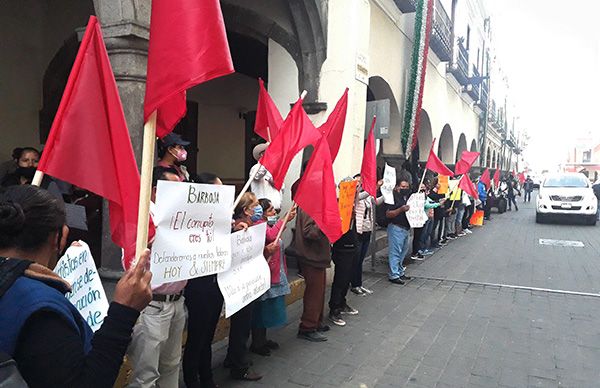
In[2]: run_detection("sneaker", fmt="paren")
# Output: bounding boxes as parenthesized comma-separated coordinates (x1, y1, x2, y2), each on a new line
(422, 249, 434, 256)
(297, 331, 328, 342)
(328, 311, 346, 326)
(412, 254, 425, 261)
(360, 286, 373, 294)
(464, 229, 473, 234)
(265, 340, 280, 350)
(350, 287, 365, 296)
(447, 235, 457, 240)
(439, 240, 448, 246)
(317, 324, 330, 332)
(389, 278, 405, 285)
(458, 232, 467, 237)
(400, 275, 412, 281)
(341, 304, 358, 315)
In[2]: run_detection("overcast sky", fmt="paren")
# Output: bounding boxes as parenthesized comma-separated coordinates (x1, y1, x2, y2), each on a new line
(489, 0, 600, 171)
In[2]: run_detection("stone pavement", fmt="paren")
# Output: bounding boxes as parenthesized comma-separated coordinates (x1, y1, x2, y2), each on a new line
(203, 200, 600, 388)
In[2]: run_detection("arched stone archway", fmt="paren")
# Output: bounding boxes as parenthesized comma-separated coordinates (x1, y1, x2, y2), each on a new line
(470, 139, 477, 153)
(368, 76, 403, 156)
(456, 133, 467, 162)
(417, 109, 433, 162)
(438, 125, 454, 163)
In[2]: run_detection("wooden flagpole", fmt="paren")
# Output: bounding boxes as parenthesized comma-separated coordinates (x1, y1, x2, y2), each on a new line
(274, 203, 296, 242)
(135, 111, 157, 261)
(31, 171, 44, 187)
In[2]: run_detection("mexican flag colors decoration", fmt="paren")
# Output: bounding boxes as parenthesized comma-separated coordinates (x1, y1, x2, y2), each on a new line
(401, 0, 434, 159)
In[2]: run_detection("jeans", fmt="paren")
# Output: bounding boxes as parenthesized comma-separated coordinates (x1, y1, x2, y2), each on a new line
(419, 219, 433, 251)
(597, 200, 600, 220)
(507, 195, 518, 210)
(455, 206, 465, 233)
(352, 232, 371, 287)
(524, 190, 532, 202)
(445, 213, 457, 235)
(387, 224, 410, 280)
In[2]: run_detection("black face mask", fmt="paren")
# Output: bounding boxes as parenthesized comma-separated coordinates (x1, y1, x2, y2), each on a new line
(15, 166, 36, 182)
(399, 188, 411, 196)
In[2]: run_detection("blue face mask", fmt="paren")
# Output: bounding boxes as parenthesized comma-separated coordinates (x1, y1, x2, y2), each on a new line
(267, 215, 279, 226)
(250, 205, 263, 222)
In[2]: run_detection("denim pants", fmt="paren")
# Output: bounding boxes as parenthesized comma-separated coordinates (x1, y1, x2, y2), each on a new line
(445, 213, 457, 235)
(455, 206, 465, 233)
(387, 224, 410, 280)
(419, 219, 433, 251)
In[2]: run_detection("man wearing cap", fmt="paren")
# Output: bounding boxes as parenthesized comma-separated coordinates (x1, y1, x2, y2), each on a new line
(158, 133, 191, 181)
(250, 143, 283, 211)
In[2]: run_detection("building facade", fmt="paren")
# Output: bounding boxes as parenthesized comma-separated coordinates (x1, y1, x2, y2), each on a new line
(1, 0, 523, 272)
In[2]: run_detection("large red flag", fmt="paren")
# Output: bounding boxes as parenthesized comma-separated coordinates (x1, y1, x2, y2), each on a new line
(360, 116, 378, 197)
(518, 172, 526, 184)
(493, 169, 501, 184)
(36, 16, 152, 270)
(425, 140, 454, 176)
(319, 88, 349, 162)
(144, 0, 234, 137)
(459, 174, 478, 198)
(254, 78, 283, 141)
(480, 168, 491, 190)
(294, 136, 342, 243)
(260, 98, 321, 190)
(454, 151, 480, 175)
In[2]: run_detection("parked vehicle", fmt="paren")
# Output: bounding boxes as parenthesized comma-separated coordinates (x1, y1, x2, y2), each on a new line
(536, 173, 597, 225)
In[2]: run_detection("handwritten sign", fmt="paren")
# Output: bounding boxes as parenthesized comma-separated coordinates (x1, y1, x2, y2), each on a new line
(437, 175, 449, 195)
(54, 241, 109, 332)
(406, 193, 428, 228)
(446, 178, 460, 199)
(382, 163, 396, 205)
(151, 181, 234, 285)
(217, 223, 270, 318)
(338, 181, 357, 234)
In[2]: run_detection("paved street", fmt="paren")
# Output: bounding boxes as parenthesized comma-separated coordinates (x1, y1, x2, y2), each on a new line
(208, 199, 600, 388)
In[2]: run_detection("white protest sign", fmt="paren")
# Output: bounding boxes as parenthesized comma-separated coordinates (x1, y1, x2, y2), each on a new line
(218, 223, 270, 318)
(406, 192, 428, 228)
(151, 181, 234, 285)
(382, 163, 396, 205)
(54, 241, 109, 332)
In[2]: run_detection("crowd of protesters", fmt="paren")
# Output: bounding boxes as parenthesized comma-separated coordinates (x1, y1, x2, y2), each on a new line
(0, 137, 531, 388)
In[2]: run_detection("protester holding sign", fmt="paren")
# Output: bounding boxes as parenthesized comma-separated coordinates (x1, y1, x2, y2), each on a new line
(127, 166, 188, 388)
(250, 198, 296, 356)
(182, 172, 226, 388)
(157, 133, 191, 182)
(0, 185, 152, 388)
(385, 179, 413, 285)
(223, 192, 273, 382)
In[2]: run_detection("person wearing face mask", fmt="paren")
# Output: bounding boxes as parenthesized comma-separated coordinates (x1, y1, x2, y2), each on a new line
(428, 179, 447, 249)
(224, 192, 279, 382)
(385, 179, 413, 285)
(1, 147, 40, 187)
(249, 198, 296, 356)
(0, 185, 153, 388)
(157, 133, 190, 182)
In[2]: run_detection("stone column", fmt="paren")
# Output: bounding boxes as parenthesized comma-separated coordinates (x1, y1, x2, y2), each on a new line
(93, 0, 151, 277)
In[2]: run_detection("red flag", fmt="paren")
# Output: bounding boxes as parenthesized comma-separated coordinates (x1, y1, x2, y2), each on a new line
(144, 0, 234, 137)
(36, 16, 152, 270)
(294, 136, 342, 243)
(260, 98, 321, 190)
(459, 174, 478, 198)
(518, 172, 526, 184)
(480, 168, 491, 190)
(493, 169, 501, 184)
(425, 139, 454, 176)
(454, 151, 480, 175)
(360, 116, 378, 197)
(319, 88, 348, 162)
(254, 78, 283, 141)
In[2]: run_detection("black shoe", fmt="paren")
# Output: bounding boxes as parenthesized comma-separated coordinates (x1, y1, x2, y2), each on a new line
(249, 344, 271, 357)
(297, 331, 328, 342)
(328, 310, 346, 326)
(317, 324, 330, 332)
(400, 275, 412, 281)
(389, 278, 405, 285)
(265, 340, 280, 350)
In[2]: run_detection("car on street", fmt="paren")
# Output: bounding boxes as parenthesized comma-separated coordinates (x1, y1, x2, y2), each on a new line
(536, 172, 597, 225)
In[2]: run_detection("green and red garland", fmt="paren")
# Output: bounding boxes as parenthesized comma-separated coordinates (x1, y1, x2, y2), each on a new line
(401, 0, 434, 159)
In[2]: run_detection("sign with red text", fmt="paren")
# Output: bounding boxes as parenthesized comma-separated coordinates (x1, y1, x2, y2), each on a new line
(338, 181, 358, 234)
(406, 193, 428, 228)
(54, 241, 109, 332)
(218, 223, 270, 317)
(150, 181, 234, 285)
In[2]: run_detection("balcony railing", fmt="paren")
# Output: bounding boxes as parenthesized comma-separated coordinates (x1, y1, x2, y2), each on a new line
(449, 38, 469, 85)
(488, 99, 496, 121)
(429, 0, 452, 61)
(466, 66, 481, 101)
(393, 0, 416, 13)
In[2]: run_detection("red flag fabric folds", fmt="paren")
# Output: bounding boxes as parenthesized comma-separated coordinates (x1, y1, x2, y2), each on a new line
(319, 88, 349, 162)
(493, 169, 501, 185)
(36, 16, 151, 270)
(360, 116, 378, 197)
(260, 98, 321, 190)
(425, 140, 454, 176)
(294, 136, 342, 243)
(459, 174, 478, 199)
(144, 0, 234, 137)
(254, 78, 283, 141)
(518, 172, 526, 184)
(454, 151, 480, 175)
(480, 168, 491, 190)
